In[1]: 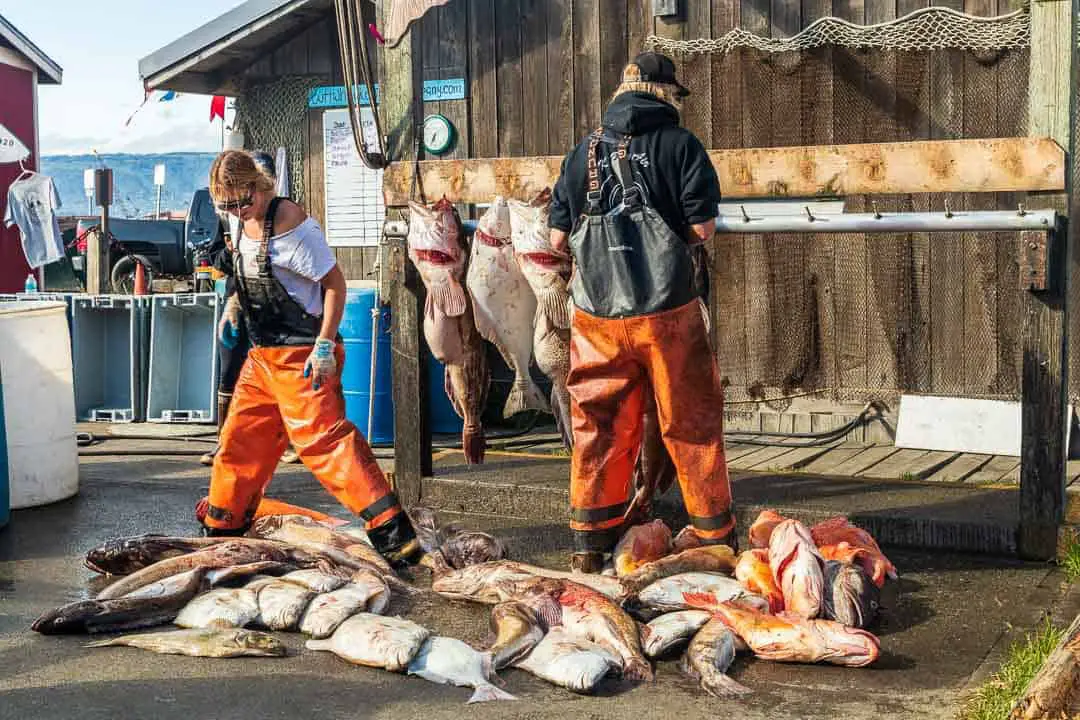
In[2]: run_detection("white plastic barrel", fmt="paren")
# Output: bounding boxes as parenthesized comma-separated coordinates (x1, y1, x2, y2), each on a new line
(0, 301, 79, 508)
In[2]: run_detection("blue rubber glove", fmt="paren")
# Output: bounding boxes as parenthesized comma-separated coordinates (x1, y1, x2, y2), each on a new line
(303, 338, 337, 391)
(218, 295, 241, 349)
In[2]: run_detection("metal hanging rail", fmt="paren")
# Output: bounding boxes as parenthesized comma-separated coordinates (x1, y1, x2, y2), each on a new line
(715, 207, 1056, 234)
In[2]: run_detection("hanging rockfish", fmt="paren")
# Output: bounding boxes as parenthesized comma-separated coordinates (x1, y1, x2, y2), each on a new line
(466, 197, 549, 419)
(509, 189, 573, 448)
(408, 197, 490, 463)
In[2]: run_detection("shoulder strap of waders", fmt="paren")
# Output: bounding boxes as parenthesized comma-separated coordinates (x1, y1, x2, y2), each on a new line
(256, 197, 283, 279)
(585, 128, 604, 215)
(609, 134, 641, 211)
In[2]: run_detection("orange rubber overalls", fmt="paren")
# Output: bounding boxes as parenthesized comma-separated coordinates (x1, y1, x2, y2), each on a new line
(202, 198, 414, 554)
(566, 131, 734, 553)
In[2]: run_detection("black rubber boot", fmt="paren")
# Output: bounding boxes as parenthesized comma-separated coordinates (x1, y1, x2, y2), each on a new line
(570, 551, 605, 574)
(368, 511, 423, 568)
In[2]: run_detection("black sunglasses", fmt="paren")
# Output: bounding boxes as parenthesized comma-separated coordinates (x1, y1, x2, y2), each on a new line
(215, 189, 255, 212)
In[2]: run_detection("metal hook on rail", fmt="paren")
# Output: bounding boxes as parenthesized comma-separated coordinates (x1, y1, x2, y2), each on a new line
(804, 206, 815, 222)
(1017, 203, 1027, 217)
(944, 197, 953, 219)
(740, 205, 751, 223)
(871, 201, 882, 219)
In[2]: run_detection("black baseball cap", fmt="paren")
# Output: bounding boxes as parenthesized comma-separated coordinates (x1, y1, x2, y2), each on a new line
(630, 52, 690, 98)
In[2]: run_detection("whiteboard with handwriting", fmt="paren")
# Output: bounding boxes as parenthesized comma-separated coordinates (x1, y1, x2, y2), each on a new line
(322, 108, 383, 247)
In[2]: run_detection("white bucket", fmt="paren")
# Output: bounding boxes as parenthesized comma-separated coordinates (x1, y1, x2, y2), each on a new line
(0, 301, 79, 508)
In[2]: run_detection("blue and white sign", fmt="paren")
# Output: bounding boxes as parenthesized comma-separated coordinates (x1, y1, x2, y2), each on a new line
(308, 79, 467, 108)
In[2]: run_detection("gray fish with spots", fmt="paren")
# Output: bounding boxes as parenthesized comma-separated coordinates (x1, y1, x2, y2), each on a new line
(822, 560, 880, 629)
(85, 628, 287, 658)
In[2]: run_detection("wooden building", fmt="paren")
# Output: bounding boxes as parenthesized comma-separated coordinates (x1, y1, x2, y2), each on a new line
(140, 0, 1071, 414)
(0, 14, 61, 293)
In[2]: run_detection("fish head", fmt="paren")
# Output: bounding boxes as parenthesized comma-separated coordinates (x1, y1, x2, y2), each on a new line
(823, 561, 880, 628)
(441, 531, 507, 570)
(473, 196, 513, 255)
(508, 192, 570, 288)
(819, 623, 882, 666)
(233, 630, 288, 656)
(431, 561, 527, 602)
(749, 509, 788, 548)
(408, 197, 466, 287)
(31, 601, 97, 634)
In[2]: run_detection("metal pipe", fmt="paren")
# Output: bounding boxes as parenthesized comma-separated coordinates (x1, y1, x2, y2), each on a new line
(715, 209, 1056, 234)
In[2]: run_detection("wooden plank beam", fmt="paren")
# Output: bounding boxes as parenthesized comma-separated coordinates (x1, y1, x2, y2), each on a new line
(380, 3, 430, 504)
(383, 137, 1066, 206)
(924, 453, 993, 483)
(965, 455, 1021, 484)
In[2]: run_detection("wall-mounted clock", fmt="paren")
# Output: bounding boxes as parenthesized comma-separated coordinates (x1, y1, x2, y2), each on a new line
(422, 113, 455, 156)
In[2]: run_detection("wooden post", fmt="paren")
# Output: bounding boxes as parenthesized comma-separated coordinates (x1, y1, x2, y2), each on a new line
(1021, 0, 1074, 559)
(379, 3, 430, 505)
(86, 168, 113, 295)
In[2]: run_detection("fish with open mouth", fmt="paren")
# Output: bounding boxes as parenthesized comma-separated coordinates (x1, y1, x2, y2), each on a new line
(408, 197, 490, 464)
(513, 627, 621, 694)
(466, 196, 548, 419)
(408, 636, 517, 703)
(709, 602, 881, 667)
(509, 189, 572, 448)
(613, 519, 672, 577)
(307, 613, 432, 672)
(32, 568, 209, 635)
(486, 601, 544, 670)
(679, 616, 752, 697)
(85, 628, 288, 658)
(769, 519, 826, 619)
(822, 560, 880, 629)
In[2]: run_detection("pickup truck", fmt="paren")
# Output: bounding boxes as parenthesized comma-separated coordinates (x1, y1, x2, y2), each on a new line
(74, 188, 222, 293)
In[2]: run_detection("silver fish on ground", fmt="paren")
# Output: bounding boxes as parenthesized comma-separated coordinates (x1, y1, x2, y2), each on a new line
(466, 196, 547, 419)
(280, 569, 348, 594)
(408, 197, 490, 464)
(640, 609, 713, 659)
(256, 580, 316, 631)
(306, 613, 431, 672)
(487, 601, 544, 670)
(822, 560, 880, 629)
(84, 535, 227, 575)
(679, 616, 752, 697)
(509, 189, 572, 449)
(95, 540, 293, 601)
(300, 569, 390, 639)
(769, 519, 826, 619)
(85, 628, 287, 658)
(32, 568, 208, 635)
(408, 636, 516, 703)
(431, 560, 626, 603)
(636, 572, 769, 613)
(513, 627, 621, 694)
(174, 587, 260, 629)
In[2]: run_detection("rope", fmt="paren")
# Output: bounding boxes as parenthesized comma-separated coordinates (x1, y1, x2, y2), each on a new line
(335, 0, 387, 170)
(645, 5, 1031, 55)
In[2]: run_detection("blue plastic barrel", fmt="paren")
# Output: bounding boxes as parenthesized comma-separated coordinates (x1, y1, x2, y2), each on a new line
(340, 288, 394, 445)
(427, 354, 464, 435)
(0, 378, 9, 529)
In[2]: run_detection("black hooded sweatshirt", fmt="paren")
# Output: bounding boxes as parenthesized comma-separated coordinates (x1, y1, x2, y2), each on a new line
(549, 92, 722, 241)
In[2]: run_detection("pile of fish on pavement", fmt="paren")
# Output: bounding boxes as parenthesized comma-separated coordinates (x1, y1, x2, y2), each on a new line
(32, 505, 896, 703)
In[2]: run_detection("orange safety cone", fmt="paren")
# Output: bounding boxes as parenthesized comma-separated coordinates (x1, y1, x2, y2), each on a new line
(133, 259, 149, 296)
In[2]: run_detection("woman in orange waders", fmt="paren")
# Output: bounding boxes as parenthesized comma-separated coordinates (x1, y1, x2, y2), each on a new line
(549, 53, 736, 572)
(202, 150, 420, 565)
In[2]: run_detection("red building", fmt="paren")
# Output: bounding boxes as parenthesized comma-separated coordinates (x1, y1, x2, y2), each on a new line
(0, 15, 61, 292)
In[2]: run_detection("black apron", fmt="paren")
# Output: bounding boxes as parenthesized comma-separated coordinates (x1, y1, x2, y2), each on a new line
(233, 198, 324, 348)
(567, 129, 698, 319)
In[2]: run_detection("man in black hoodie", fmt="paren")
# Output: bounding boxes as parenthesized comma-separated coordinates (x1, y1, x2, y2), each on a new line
(549, 52, 735, 572)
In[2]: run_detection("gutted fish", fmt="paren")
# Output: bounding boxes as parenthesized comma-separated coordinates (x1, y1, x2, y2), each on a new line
(85, 628, 287, 658)
(509, 189, 572, 448)
(300, 569, 390, 638)
(768, 519, 825, 619)
(307, 613, 431, 672)
(822, 560, 880, 629)
(409, 197, 490, 463)
(640, 609, 712, 658)
(637, 572, 768, 613)
(256, 580, 315, 631)
(613, 520, 672, 577)
(408, 636, 516, 703)
(32, 568, 208, 635)
(514, 627, 620, 694)
(734, 549, 784, 614)
(711, 602, 881, 667)
(466, 197, 548, 419)
(680, 616, 752, 697)
(174, 587, 260, 629)
(487, 601, 544, 670)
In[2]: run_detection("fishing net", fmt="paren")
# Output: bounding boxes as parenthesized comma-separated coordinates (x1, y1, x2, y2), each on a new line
(644, 6, 1030, 55)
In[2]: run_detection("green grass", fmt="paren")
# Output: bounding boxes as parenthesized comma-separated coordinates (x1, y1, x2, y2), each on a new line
(1062, 536, 1080, 583)
(958, 617, 1064, 720)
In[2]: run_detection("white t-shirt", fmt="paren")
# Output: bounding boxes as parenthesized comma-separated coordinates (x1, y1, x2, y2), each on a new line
(237, 216, 336, 316)
(4, 174, 64, 269)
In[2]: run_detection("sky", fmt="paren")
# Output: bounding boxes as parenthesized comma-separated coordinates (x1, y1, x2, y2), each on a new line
(2, 0, 243, 156)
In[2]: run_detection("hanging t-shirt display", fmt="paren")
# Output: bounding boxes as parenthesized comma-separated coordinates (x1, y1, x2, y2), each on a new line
(3, 173, 64, 268)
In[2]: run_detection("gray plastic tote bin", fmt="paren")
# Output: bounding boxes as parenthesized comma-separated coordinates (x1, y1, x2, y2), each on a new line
(146, 293, 221, 423)
(72, 295, 149, 423)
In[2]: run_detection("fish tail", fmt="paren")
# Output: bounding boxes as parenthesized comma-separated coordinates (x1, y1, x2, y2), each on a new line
(305, 638, 332, 652)
(502, 376, 550, 418)
(467, 683, 517, 703)
(84, 638, 122, 648)
(702, 674, 753, 698)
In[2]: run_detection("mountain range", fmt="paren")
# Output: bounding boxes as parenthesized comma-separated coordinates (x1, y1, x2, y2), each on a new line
(40, 152, 216, 219)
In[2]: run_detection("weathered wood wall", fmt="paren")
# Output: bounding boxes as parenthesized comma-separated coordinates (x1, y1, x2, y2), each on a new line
(232, 0, 1046, 405)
